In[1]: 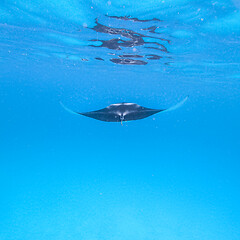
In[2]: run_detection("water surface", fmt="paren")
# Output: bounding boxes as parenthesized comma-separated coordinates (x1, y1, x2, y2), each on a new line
(0, 1, 240, 239)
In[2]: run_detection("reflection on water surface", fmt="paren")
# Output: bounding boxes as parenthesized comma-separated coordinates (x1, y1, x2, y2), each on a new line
(88, 16, 170, 65)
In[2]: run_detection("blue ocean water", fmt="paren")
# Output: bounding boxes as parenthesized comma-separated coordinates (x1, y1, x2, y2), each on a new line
(1, 0, 240, 239)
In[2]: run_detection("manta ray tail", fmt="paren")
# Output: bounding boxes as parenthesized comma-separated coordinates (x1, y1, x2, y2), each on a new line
(164, 95, 189, 113)
(60, 101, 80, 115)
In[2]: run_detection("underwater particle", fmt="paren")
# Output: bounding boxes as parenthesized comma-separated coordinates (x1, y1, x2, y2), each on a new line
(232, 0, 240, 8)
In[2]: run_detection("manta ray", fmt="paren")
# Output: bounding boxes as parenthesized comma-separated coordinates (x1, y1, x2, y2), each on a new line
(61, 96, 188, 124)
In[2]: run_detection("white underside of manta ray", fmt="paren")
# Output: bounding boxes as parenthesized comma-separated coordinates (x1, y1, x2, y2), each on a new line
(60, 96, 188, 123)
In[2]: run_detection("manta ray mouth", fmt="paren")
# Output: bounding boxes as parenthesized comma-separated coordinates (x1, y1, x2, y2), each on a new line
(120, 115, 124, 121)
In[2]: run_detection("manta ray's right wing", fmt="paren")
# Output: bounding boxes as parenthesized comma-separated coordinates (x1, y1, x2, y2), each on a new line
(163, 95, 189, 113)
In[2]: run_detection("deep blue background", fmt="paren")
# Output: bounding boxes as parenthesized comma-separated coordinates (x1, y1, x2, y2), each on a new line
(0, 0, 240, 239)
